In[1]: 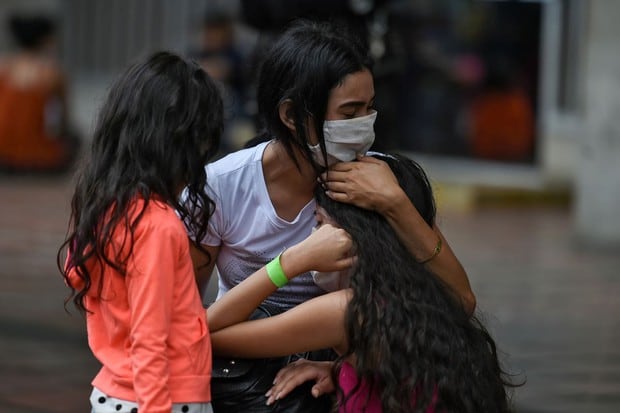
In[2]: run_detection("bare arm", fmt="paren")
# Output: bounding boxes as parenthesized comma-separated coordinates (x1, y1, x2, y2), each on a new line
(207, 224, 353, 334)
(189, 242, 219, 299)
(210, 289, 350, 358)
(322, 156, 476, 314)
(383, 191, 475, 313)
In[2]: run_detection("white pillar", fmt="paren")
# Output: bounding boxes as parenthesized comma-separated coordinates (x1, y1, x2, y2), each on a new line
(574, 0, 620, 246)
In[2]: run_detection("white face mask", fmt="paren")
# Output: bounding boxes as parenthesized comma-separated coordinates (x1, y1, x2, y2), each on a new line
(309, 111, 377, 167)
(311, 269, 352, 292)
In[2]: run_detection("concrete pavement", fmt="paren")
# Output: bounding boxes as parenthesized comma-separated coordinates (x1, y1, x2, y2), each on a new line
(1, 173, 619, 412)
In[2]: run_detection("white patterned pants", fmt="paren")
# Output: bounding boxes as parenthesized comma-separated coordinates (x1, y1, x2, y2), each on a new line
(90, 387, 213, 413)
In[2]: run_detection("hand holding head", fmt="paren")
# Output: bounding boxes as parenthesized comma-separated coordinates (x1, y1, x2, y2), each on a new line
(320, 155, 405, 214)
(281, 224, 355, 281)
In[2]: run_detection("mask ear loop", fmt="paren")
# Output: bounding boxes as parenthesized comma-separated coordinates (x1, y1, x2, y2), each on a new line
(299, 108, 327, 173)
(316, 120, 329, 173)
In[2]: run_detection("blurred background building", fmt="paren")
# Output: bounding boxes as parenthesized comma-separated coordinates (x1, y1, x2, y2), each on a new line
(1, 0, 619, 412)
(0, 0, 617, 244)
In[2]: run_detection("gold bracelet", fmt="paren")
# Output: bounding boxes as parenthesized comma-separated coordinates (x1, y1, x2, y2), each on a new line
(419, 237, 442, 264)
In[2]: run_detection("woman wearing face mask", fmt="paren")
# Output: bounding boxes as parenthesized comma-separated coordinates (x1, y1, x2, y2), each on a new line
(190, 19, 475, 411)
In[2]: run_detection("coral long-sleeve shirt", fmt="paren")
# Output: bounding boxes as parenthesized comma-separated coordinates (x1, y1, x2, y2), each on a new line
(67, 199, 211, 413)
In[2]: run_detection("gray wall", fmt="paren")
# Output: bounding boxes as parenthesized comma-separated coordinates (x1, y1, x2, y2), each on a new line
(59, 0, 210, 136)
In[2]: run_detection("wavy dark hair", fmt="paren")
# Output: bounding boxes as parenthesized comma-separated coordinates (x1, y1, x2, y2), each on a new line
(315, 154, 515, 412)
(252, 19, 372, 172)
(58, 51, 223, 313)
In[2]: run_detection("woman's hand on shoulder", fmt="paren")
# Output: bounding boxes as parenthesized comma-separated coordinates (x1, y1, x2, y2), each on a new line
(320, 155, 405, 214)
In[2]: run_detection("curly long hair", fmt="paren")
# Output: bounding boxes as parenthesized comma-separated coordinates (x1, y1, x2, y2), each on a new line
(315, 154, 514, 412)
(58, 51, 222, 313)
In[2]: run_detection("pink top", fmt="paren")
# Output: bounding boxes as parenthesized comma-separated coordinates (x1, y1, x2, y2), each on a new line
(338, 362, 436, 413)
(67, 199, 212, 413)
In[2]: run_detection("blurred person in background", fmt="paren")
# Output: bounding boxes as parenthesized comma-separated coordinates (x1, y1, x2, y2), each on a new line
(468, 54, 535, 162)
(193, 8, 251, 152)
(0, 14, 79, 173)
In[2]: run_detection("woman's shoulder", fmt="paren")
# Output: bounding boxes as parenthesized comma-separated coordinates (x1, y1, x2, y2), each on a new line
(212, 142, 269, 169)
(207, 140, 270, 177)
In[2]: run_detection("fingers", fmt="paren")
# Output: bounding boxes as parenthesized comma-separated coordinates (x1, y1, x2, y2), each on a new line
(347, 255, 358, 269)
(320, 177, 355, 204)
(266, 359, 335, 403)
(321, 181, 350, 194)
(305, 224, 353, 268)
(322, 164, 365, 181)
(314, 223, 350, 243)
(320, 170, 349, 183)
(265, 359, 323, 406)
(317, 173, 354, 203)
(326, 162, 355, 173)
(319, 224, 352, 245)
(312, 375, 336, 398)
(326, 155, 381, 173)
(324, 190, 351, 204)
(320, 160, 385, 191)
(265, 374, 305, 405)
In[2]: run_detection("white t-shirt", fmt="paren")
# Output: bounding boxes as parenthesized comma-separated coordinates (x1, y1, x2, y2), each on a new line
(202, 141, 324, 309)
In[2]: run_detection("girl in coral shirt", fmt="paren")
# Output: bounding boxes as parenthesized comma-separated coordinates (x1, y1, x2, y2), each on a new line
(58, 51, 223, 413)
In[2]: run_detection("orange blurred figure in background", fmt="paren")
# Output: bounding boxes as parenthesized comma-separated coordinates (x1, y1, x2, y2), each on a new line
(0, 15, 79, 173)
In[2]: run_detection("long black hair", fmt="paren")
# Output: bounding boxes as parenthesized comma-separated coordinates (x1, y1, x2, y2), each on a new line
(316, 154, 515, 412)
(253, 19, 373, 172)
(58, 51, 223, 312)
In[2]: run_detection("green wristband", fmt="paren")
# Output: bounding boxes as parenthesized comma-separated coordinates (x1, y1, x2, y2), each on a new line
(266, 254, 288, 288)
